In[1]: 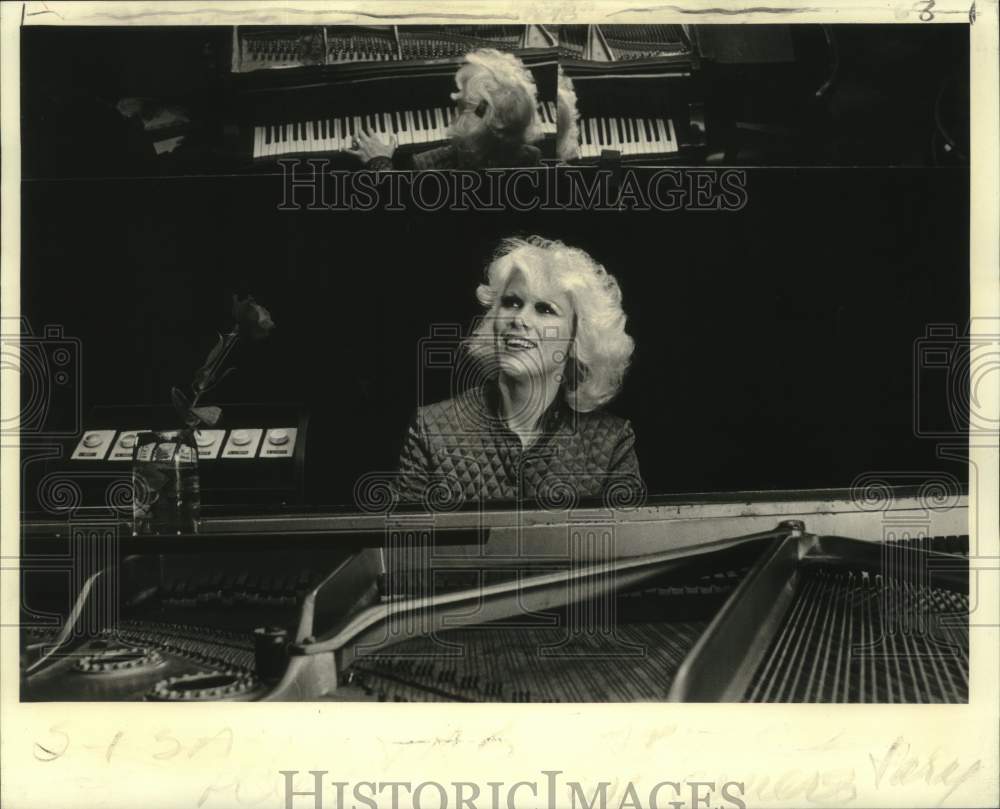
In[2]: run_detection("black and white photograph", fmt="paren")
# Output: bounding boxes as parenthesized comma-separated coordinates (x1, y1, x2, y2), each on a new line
(2, 4, 997, 809)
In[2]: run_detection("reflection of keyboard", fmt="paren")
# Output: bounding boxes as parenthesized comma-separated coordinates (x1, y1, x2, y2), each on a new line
(253, 101, 557, 159)
(577, 115, 677, 159)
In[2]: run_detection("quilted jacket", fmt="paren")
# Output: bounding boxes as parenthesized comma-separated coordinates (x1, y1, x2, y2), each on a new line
(394, 381, 643, 507)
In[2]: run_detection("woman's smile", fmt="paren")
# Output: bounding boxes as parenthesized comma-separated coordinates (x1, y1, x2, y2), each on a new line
(493, 263, 574, 381)
(502, 335, 538, 351)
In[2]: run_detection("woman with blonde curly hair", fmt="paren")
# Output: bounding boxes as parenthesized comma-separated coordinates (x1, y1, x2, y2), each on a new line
(350, 49, 544, 170)
(396, 236, 642, 505)
(556, 67, 581, 163)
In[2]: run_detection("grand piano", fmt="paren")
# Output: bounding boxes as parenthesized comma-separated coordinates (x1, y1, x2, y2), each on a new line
(558, 23, 846, 165)
(221, 24, 559, 170)
(21, 485, 969, 703)
(559, 24, 708, 164)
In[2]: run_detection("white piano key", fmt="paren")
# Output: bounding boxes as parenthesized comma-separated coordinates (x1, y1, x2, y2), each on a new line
(322, 118, 333, 152)
(632, 118, 647, 155)
(635, 118, 647, 154)
(413, 109, 426, 144)
(659, 118, 671, 152)
(623, 118, 636, 154)
(651, 117, 664, 146)
(641, 118, 656, 154)
(583, 119, 597, 157)
(402, 110, 415, 146)
(421, 108, 433, 142)
(325, 118, 337, 151)
(392, 110, 407, 144)
(630, 118, 644, 155)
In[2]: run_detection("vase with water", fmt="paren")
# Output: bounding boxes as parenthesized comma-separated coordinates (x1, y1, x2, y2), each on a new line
(132, 429, 201, 535)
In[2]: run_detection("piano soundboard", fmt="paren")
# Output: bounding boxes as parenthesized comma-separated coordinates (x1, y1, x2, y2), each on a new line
(233, 25, 556, 73)
(252, 101, 557, 160)
(558, 24, 694, 64)
(600, 25, 693, 61)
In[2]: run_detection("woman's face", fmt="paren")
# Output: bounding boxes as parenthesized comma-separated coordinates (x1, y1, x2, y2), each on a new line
(493, 256, 575, 385)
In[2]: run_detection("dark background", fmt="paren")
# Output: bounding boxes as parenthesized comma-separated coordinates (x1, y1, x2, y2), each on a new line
(21, 166, 969, 503)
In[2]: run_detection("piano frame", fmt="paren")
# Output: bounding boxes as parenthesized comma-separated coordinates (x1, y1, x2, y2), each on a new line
(21, 485, 970, 702)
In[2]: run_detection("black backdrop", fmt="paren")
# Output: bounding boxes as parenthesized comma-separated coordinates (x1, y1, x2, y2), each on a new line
(21, 167, 968, 503)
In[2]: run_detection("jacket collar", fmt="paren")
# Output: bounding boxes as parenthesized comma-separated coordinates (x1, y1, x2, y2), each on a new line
(480, 376, 570, 439)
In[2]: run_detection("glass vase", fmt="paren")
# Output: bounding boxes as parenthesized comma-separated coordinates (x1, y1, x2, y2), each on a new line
(132, 429, 201, 535)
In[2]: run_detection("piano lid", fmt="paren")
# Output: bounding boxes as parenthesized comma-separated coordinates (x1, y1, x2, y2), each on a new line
(22, 485, 969, 561)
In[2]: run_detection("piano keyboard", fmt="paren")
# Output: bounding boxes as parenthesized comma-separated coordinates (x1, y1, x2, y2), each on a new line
(252, 101, 557, 159)
(577, 115, 677, 159)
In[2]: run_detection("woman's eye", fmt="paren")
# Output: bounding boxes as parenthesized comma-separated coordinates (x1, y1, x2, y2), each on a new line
(501, 296, 521, 309)
(537, 303, 555, 315)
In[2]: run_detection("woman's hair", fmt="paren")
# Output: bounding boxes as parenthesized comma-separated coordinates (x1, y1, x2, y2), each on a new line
(448, 49, 542, 167)
(466, 236, 635, 412)
(556, 68, 580, 162)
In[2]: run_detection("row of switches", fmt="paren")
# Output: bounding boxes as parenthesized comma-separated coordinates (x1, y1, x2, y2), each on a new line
(72, 428, 298, 461)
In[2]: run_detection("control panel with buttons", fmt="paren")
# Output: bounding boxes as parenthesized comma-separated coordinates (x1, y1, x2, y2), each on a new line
(71, 430, 117, 460)
(45, 404, 309, 510)
(193, 429, 226, 460)
(72, 426, 298, 461)
(221, 428, 264, 459)
(261, 427, 297, 458)
(108, 430, 146, 461)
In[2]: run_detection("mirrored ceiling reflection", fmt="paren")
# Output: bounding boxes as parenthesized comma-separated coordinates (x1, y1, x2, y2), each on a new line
(20, 23, 968, 177)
